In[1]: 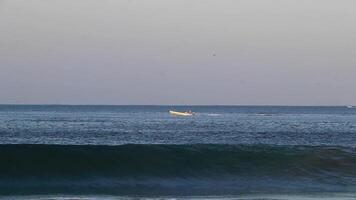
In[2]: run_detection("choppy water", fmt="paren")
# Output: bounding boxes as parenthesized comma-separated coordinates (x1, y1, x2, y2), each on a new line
(0, 105, 356, 199)
(1, 105, 356, 146)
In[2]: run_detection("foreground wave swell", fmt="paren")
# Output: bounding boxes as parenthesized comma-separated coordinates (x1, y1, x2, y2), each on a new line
(1, 144, 356, 195)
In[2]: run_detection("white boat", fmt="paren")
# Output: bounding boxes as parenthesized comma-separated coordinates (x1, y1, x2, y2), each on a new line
(169, 110, 193, 116)
(346, 105, 353, 109)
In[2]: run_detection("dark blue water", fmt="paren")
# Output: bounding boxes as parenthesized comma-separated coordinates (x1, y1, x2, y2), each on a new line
(0, 105, 356, 198)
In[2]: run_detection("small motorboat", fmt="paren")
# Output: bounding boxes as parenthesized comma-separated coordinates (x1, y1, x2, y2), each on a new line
(169, 110, 193, 116)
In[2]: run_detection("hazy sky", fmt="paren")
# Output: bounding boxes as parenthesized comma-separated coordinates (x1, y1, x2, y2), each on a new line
(1, 0, 355, 105)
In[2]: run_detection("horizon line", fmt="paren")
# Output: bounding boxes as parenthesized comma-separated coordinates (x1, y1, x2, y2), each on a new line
(0, 103, 353, 107)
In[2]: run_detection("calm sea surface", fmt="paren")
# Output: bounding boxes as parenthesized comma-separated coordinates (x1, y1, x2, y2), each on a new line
(0, 105, 355, 199)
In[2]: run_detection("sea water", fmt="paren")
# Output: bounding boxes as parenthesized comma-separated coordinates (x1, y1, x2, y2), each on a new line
(0, 105, 355, 199)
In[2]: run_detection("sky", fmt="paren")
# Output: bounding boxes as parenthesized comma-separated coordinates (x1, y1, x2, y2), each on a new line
(0, 0, 355, 105)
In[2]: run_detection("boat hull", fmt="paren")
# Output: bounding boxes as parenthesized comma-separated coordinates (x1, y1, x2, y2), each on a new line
(169, 111, 193, 116)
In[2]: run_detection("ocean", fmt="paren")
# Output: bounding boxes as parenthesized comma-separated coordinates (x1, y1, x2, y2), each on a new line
(0, 105, 355, 199)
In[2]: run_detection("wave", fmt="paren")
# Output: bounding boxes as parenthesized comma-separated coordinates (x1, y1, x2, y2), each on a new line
(0, 144, 355, 195)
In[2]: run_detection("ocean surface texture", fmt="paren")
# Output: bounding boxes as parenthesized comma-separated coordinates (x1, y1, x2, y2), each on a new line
(0, 105, 355, 199)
